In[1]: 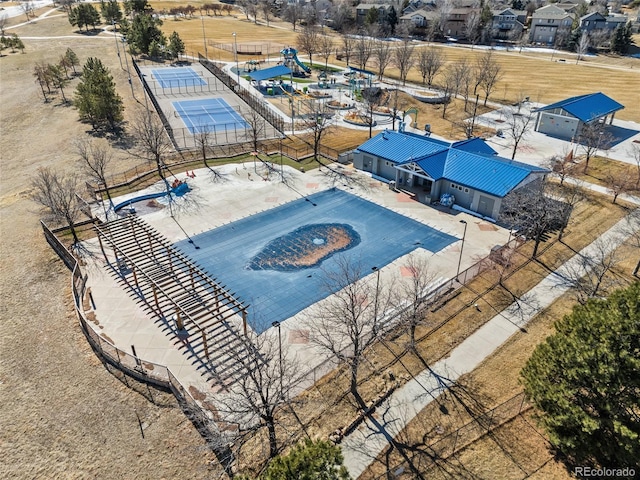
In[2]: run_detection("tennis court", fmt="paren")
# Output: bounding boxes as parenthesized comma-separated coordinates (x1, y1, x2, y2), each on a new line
(175, 188, 457, 334)
(151, 67, 206, 88)
(172, 98, 249, 135)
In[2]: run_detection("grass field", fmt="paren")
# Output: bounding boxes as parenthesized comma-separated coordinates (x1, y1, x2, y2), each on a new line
(2, 5, 639, 478)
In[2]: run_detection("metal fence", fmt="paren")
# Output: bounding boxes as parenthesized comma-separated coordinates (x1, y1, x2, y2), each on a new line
(371, 391, 531, 479)
(41, 220, 232, 475)
(198, 54, 286, 134)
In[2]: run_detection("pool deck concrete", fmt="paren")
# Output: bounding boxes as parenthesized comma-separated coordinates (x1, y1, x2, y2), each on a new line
(83, 161, 510, 424)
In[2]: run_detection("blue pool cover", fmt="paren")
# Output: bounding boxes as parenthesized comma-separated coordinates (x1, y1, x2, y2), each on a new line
(175, 188, 457, 333)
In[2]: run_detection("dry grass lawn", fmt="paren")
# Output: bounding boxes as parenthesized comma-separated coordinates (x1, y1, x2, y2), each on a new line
(2, 5, 639, 478)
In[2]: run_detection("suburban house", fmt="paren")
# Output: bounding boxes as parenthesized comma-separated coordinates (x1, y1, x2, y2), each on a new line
(401, 0, 435, 15)
(399, 7, 438, 28)
(353, 130, 548, 220)
(533, 92, 624, 139)
(443, 6, 476, 38)
(491, 8, 526, 40)
(580, 11, 628, 33)
(355, 3, 393, 24)
(529, 4, 573, 45)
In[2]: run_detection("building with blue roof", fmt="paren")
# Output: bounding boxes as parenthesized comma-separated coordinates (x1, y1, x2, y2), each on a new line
(353, 130, 548, 220)
(533, 92, 624, 140)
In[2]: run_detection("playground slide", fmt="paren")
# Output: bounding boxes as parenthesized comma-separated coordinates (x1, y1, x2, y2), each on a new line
(293, 53, 311, 74)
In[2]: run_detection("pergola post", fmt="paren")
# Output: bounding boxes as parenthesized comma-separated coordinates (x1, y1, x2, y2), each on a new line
(152, 285, 160, 314)
(242, 309, 248, 336)
(202, 330, 210, 359)
(97, 233, 108, 263)
(175, 307, 184, 330)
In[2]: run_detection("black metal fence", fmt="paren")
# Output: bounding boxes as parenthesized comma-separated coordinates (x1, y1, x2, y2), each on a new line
(198, 54, 285, 134)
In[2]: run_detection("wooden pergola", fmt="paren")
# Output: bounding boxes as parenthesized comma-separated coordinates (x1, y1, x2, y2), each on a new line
(94, 214, 254, 386)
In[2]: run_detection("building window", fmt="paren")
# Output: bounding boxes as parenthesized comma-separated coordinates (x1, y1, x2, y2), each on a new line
(464, 188, 469, 193)
(451, 183, 455, 188)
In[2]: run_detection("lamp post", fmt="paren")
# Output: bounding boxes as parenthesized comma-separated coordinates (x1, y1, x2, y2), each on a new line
(232, 32, 239, 83)
(112, 21, 123, 70)
(272, 321, 283, 398)
(372, 266, 380, 331)
(201, 15, 208, 59)
(456, 220, 468, 281)
(121, 36, 135, 100)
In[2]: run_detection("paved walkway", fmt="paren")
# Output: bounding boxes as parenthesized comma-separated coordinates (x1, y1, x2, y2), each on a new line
(340, 210, 639, 479)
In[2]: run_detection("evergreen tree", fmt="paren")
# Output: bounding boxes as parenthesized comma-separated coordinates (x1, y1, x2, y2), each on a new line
(383, 6, 398, 36)
(123, 0, 151, 15)
(124, 13, 165, 55)
(100, 0, 123, 25)
(74, 57, 124, 131)
(521, 282, 640, 468)
(65, 48, 80, 75)
(48, 64, 70, 102)
(167, 31, 185, 60)
(258, 439, 351, 480)
(365, 7, 379, 26)
(611, 22, 633, 54)
(68, 3, 101, 32)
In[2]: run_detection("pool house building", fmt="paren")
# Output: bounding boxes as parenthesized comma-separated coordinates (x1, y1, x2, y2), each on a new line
(353, 130, 548, 220)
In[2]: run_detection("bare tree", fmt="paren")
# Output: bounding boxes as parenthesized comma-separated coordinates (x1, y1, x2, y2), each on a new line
(393, 36, 415, 86)
(193, 123, 213, 168)
(0, 13, 8, 35)
(242, 107, 266, 153)
(576, 30, 590, 63)
(500, 180, 570, 257)
(475, 50, 502, 106)
(578, 122, 611, 173)
(558, 235, 622, 304)
(621, 207, 640, 276)
(129, 108, 174, 180)
(259, 0, 272, 26)
(546, 152, 578, 186)
(354, 31, 374, 71)
(452, 58, 471, 111)
(340, 30, 355, 66)
(318, 34, 334, 70)
(309, 256, 392, 407)
(20, 1, 35, 21)
(297, 24, 319, 68)
(417, 46, 444, 86)
(464, 10, 482, 47)
(503, 109, 534, 160)
(394, 253, 438, 349)
(305, 101, 334, 163)
(216, 332, 304, 459)
(373, 37, 392, 81)
(33, 63, 51, 102)
(31, 167, 83, 244)
(440, 66, 456, 119)
(361, 86, 384, 138)
(627, 143, 640, 189)
(283, 2, 302, 31)
(604, 172, 633, 204)
(75, 136, 115, 211)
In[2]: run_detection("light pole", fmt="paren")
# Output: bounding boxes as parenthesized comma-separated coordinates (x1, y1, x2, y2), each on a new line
(232, 32, 239, 83)
(121, 36, 136, 100)
(272, 321, 284, 398)
(456, 220, 468, 281)
(112, 21, 123, 70)
(201, 15, 208, 59)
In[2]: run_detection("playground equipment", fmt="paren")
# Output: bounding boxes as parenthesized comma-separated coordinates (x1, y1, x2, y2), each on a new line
(318, 71, 329, 89)
(403, 107, 419, 129)
(113, 181, 190, 213)
(281, 47, 311, 76)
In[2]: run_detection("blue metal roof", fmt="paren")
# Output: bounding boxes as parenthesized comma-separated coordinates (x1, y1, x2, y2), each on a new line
(534, 92, 624, 123)
(356, 130, 449, 163)
(451, 137, 497, 155)
(443, 151, 546, 197)
(358, 131, 548, 198)
(248, 65, 292, 81)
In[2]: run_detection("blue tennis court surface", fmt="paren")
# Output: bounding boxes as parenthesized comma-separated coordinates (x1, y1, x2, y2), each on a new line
(173, 98, 249, 135)
(152, 67, 206, 88)
(175, 189, 457, 334)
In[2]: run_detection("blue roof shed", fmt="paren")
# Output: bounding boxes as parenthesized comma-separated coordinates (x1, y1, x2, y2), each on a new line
(533, 92, 624, 123)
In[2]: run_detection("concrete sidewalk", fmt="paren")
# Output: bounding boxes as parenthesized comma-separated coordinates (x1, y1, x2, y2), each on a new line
(340, 212, 638, 479)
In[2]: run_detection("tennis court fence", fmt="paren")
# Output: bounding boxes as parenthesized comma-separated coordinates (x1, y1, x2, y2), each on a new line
(198, 54, 286, 134)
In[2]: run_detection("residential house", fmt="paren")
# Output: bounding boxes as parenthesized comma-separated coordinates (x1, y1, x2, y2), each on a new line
(353, 130, 548, 220)
(443, 6, 476, 38)
(399, 7, 438, 29)
(529, 4, 574, 45)
(356, 3, 392, 25)
(491, 8, 526, 40)
(533, 92, 624, 140)
(580, 11, 628, 33)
